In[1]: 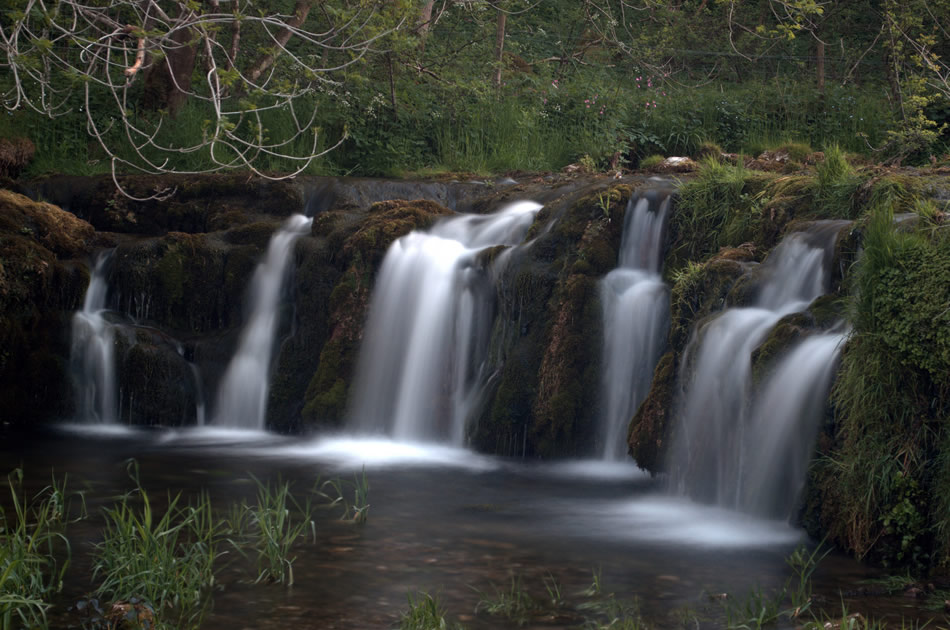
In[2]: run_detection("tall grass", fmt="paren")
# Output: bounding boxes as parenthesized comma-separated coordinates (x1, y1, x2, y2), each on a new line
(92, 464, 221, 629)
(670, 157, 771, 265)
(229, 475, 318, 586)
(400, 591, 464, 630)
(0, 469, 78, 630)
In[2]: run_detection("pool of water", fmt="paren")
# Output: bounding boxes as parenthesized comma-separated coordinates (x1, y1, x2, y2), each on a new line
(1, 425, 944, 629)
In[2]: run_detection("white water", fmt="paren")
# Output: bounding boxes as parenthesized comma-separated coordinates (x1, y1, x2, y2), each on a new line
(669, 222, 848, 515)
(740, 331, 846, 517)
(212, 214, 313, 430)
(348, 201, 543, 444)
(598, 193, 671, 460)
(71, 251, 117, 423)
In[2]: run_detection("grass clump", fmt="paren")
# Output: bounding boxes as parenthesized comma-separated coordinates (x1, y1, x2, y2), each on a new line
(639, 154, 666, 170)
(810, 190, 950, 570)
(474, 574, 535, 626)
(1, 469, 79, 630)
(92, 463, 221, 629)
(400, 591, 464, 630)
(670, 157, 773, 264)
(227, 475, 318, 586)
(813, 144, 861, 218)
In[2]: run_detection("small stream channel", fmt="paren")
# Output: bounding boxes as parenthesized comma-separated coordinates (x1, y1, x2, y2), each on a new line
(1, 426, 941, 629)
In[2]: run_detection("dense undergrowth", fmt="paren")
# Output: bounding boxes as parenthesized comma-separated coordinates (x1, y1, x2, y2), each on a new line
(1, 79, 898, 180)
(653, 151, 950, 573)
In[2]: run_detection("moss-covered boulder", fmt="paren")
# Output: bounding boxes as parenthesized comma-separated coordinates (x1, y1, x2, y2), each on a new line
(0, 190, 95, 424)
(26, 174, 303, 236)
(114, 325, 199, 426)
(805, 207, 950, 571)
(627, 351, 676, 471)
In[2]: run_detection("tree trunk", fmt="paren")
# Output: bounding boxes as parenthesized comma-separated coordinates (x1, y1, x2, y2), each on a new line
(246, 0, 315, 84)
(417, 0, 436, 52)
(494, 10, 506, 89)
(142, 26, 199, 117)
(816, 39, 825, 93)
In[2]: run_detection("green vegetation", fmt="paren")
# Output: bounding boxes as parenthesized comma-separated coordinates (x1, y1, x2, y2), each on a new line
(93, 474, 220, 628)
(639, 155, 666, 170)
(226, 475, 317, 586)
(1, 463, 369, 629)
(474, 574, 535, 626)
(400, 591, 464, 630)
(814, 191, 950, 570)
(0, 470, 78, 630)
(4, 0, 949, 180)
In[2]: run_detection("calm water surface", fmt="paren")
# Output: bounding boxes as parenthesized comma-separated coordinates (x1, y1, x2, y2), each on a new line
(1, 426, 943, 629)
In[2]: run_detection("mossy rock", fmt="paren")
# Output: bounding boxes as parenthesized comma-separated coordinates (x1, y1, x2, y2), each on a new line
(114, 326, 198, 426)
(112, 232, 256, 334)
(530, 272, 602, 458)
(749, 313, 813, 384)
(0, 189, 97, 258)
(342, 199, 453, 274)
(628, 351, 676, 473)
(669, 247, 752, 351)
(0, 190, 93, 424)
(222, 221, 282, 248)
(35, 173, 303, 236)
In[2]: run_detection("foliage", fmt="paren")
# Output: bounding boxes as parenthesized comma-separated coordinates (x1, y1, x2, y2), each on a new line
(474, 574, 534, 626)
(1, 469, 79, 630)
(814, 187, 950, 569)
(670, 158, 770, 263)
(639, 155, 666, 170)
(92, 463, 220, 629)
(400, 591, 463, 630)
(227, 475, 317, 586)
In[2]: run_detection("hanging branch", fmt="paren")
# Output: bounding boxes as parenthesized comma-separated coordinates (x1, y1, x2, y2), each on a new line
(1, 0, 404, 197)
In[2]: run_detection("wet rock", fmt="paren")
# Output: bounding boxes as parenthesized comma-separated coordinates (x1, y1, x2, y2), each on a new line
(0, 190, 93, 424)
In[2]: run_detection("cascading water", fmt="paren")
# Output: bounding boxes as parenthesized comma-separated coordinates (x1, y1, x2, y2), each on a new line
(71, 251, 117, 423)
(669, 221, 849, 515)
(741, 331, 846, 517)
(348, 201, 543, 444)
(212, 214, 313, 430)
(599, 192, 671, 460)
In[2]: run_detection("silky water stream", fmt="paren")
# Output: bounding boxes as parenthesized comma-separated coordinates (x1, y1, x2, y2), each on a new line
(1, 427, 939, 630)
(10, 197, 944, 629)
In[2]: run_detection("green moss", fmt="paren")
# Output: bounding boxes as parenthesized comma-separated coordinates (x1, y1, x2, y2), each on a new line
(156, 246, 185, 306)
(223, 221, 280, 247)
(302, 339, 353, 425)
(749, 313, 811, 383)
(806, 205, 950, 571)
(668, 247, 751, 350)
(628, 351, 676, 473)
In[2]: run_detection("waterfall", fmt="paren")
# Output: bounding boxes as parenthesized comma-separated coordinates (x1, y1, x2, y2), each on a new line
(598, 192, 671, 460)
(740, 332, 846, 517)
(348, 201, 542, 444)
(71, 251, 117, 423)
(212, 214, 313, 430)
(669, 221, 848, 515)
